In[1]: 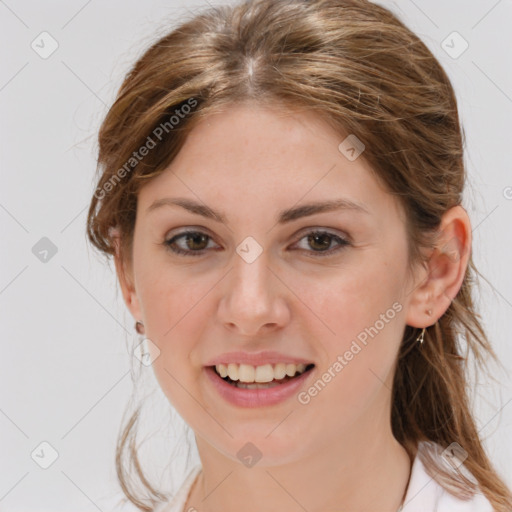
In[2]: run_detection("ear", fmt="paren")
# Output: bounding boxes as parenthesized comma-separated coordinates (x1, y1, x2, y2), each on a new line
(405, 205, 471, 328)
(111, 227, 143, 324)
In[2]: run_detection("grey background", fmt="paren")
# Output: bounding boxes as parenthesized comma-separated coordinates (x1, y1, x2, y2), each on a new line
(1, 0, 511, 510)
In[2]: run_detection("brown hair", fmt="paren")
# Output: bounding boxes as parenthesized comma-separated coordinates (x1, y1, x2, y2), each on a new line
(86, 0, 512, 510)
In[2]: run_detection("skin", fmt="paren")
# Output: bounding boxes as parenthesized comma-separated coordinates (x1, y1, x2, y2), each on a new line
(114, 101, 472, 512)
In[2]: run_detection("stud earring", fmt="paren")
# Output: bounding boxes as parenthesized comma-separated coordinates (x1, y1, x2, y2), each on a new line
(135, 321, 145, 335)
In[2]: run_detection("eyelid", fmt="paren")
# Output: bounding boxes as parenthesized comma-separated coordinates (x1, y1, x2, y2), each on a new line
(164, 225, 351, 257)
(165, 225, 350, 243)
(292, 226, 351, 243)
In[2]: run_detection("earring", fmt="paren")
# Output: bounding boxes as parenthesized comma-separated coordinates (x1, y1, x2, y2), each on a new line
(416, 309, 433, 345)
(135, 321, 145, 335)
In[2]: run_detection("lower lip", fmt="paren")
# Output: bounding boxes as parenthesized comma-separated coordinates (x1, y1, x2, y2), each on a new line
(204, 365, 314, 408)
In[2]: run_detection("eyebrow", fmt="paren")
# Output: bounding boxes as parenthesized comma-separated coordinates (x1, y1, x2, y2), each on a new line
(146, 196, 370, 224)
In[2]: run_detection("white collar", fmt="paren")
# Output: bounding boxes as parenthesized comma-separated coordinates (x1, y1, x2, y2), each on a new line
(401, 441, 493, 512)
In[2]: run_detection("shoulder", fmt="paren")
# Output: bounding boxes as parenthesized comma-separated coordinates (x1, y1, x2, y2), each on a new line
(402, 441, 493, 512)
(153, 465, 202, 512)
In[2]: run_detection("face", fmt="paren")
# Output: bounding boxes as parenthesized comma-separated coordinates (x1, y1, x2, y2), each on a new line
(120, 102, 418, 467)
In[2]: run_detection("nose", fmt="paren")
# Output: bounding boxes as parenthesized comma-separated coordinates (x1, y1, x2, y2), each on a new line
(217, 251, 290, 337)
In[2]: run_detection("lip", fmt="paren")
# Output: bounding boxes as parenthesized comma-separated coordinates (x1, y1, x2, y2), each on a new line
(205, 350, 314, 367)
(204, 364, 315, 408)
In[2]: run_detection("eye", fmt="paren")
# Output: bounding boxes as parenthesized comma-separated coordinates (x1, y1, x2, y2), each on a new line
(164, 230, 218, 257)
(291, 230, 350, 257)
(164, 229, 350, 258)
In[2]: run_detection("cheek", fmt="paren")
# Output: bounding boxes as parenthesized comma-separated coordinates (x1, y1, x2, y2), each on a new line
(134, 239, 209, 341)
(140, 276, 202, 356)
(136, 264, 215, 400)
(297, 253, 405, 343)
(298, 255, 406, 407)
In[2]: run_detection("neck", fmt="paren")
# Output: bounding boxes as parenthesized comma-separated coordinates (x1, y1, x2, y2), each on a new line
(185, 406, 412, 512)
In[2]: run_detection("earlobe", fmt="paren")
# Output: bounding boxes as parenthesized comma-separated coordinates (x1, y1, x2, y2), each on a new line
(405, 205, 471, 329)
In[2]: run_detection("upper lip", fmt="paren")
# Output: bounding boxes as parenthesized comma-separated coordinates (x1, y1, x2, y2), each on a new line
(205, 351, 314, 367)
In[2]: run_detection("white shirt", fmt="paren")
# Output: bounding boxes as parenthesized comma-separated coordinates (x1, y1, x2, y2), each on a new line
(154, 442, 493, 512)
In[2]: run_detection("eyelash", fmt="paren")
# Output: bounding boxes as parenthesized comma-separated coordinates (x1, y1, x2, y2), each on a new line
(163, 229, 350, 258)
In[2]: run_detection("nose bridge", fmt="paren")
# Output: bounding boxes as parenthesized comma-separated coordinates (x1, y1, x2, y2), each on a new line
(219, 241, 288, 334)
(230, 245, 273, 310)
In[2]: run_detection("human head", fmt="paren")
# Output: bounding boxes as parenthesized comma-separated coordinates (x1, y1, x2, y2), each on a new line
(86, 1, 511, 510)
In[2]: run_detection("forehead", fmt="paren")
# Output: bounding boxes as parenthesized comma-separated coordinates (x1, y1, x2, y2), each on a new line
(138, 102, 403, 224)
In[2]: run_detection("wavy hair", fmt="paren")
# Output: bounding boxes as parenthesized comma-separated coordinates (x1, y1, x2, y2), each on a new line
(86, 0, 512, 510)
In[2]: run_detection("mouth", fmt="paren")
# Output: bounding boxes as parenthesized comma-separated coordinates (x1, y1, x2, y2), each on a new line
(212, 362, 315, 389)
(203, 352, 317, 407)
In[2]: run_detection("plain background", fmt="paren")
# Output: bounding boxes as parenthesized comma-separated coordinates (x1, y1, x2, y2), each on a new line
(1, 0, 511, 510)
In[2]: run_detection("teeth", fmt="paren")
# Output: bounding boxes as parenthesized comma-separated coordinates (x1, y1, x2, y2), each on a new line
(217, 364, 228, 378)
(286, 363, 298, 377)
(227, 363, 238, 381)
(274, 363, 287, 380)
(255, 364, 274, 383)
(215, 362, 309, 383)
(239, 364, 255, 382)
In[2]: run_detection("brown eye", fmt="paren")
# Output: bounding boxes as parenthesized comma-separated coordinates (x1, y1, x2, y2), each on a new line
(307, 232, 332, 251)
(293, 230, 350, 257)
(163, 229, 350, 258)
(164, 231, 215, 256)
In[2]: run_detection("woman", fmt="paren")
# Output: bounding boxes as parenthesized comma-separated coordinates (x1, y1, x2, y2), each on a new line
(86, 0, 512, 511)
